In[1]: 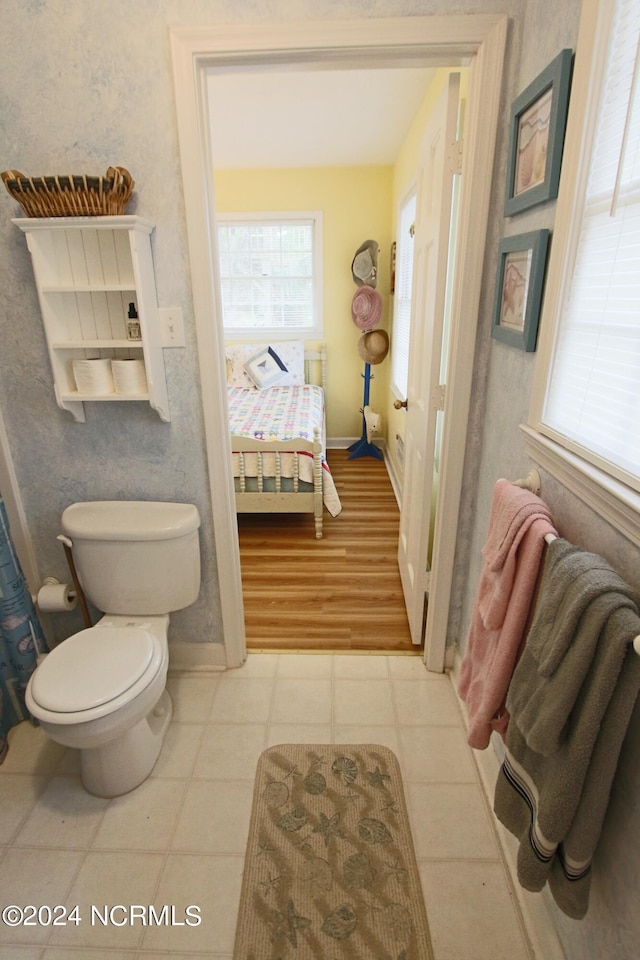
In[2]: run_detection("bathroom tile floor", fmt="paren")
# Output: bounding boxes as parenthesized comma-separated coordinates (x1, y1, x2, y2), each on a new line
(0, 653, 536, 960)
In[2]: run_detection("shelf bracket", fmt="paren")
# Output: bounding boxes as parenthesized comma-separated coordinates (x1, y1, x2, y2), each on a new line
(149, 397, 171, 423)
(55, 390, 86, 423)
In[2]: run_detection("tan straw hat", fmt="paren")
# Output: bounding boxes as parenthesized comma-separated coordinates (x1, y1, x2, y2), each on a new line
(357, 329, 389, 365)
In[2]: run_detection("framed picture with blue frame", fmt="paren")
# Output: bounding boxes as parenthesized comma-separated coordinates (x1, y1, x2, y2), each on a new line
(504, 49, 573, 216)
(491, 230, 549, 352)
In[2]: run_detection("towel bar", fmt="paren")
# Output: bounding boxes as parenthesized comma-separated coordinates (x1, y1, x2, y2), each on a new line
(543, 532, 640, 655)
(507, 473, 640, 653)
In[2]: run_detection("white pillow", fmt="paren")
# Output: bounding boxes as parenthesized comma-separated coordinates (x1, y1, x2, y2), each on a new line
(226, 341, 305, 389)
(226, 344, 258, 389)
(272, 340, 305, 386)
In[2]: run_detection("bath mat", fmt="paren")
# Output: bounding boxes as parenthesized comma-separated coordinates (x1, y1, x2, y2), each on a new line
(233, 743, 434, 960)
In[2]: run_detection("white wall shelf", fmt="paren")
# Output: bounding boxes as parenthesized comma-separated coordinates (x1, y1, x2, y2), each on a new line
(50, 339, 144, 349)
(13, 215, 170, 423)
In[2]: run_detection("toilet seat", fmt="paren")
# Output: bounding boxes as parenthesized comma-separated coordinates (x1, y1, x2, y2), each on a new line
(29, 626, 162, 720)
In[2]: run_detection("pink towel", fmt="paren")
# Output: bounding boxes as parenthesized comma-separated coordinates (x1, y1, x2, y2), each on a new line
(458, 480, 557, 749)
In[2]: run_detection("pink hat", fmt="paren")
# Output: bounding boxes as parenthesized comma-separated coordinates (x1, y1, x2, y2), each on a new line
(351, 286, 382, 331)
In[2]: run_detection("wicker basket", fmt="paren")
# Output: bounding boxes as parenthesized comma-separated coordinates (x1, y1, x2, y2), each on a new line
(1, 166, 134, 217)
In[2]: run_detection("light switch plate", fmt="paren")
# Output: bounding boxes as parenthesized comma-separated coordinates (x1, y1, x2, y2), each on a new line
(159, 307, 185, 347)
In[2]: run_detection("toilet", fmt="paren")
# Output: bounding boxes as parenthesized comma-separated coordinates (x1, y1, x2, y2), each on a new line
(26, 500, 201, 798)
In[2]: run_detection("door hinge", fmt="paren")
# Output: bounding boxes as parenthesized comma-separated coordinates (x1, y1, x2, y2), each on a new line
(449, 138, 463, 175)
(431, 384, 446, 411)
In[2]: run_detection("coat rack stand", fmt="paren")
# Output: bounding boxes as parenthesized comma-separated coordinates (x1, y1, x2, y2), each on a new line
(348, 362, 383, 460)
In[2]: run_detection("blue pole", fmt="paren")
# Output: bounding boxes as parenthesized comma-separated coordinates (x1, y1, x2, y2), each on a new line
(347, 363, 383, 460)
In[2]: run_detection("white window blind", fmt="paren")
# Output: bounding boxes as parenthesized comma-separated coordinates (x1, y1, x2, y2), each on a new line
(543, 0, 640, 486)
(216, 213, 322, 337)
(391, 192, 417, 399)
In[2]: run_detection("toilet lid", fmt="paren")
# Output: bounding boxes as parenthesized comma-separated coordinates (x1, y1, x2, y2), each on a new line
(30, 626, 159, 714)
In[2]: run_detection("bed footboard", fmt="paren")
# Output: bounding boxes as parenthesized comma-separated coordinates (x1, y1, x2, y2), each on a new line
(232, 429, 324, 538)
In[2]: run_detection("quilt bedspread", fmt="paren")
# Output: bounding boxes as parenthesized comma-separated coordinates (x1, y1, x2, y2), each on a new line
(228, 385, 341, 517)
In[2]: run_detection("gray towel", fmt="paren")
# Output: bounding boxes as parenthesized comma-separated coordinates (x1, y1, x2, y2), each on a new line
(507, 539, 640, 756)
(494, 539, 640, 919)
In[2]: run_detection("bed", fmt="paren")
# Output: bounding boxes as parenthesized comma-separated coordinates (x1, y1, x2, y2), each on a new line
(225, 341, 342, 539)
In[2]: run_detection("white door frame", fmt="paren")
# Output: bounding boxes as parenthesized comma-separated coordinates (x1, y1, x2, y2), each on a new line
(170, 14, 507, 670)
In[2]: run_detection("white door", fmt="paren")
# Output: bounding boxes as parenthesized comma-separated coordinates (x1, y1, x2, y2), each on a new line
(398, 73, 461, 645)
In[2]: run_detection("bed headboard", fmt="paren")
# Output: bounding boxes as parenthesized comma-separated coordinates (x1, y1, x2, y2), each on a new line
(304, 343, 327, 392)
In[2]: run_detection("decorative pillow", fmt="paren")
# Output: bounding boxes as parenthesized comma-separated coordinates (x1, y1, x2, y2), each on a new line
(225, 340, 305, 389)
(226, 344, 259, 389)
(243, 346, 289, 389)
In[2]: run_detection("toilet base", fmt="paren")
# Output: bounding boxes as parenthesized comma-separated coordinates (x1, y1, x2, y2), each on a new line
(79, 689, 173, 797)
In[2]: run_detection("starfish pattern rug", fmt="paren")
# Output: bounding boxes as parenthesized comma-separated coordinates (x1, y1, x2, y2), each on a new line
(233, 743, 434, 959)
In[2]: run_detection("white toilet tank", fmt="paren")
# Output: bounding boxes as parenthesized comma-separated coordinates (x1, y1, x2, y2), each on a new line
(61, 501, 201, 616)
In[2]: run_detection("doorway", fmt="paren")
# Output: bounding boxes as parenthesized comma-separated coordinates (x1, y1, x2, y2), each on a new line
(210, 64, 457, 654)
(170, 14, 507, 670)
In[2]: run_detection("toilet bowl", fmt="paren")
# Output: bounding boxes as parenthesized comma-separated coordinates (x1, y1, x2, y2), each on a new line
(26, 614, 173, 797)
(25, 498, 201, 798)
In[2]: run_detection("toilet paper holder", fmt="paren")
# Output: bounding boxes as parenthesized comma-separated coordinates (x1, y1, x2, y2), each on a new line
(36, 577, 77, 612)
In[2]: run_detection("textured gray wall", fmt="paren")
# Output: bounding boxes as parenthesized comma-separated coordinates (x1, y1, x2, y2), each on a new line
(0, 0, 523, 648)
(450, 1, 640, 957)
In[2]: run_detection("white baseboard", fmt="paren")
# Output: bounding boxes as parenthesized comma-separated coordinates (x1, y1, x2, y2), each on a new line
(168, 640, 227, 673)
(384, 448, 402, 508)
(326, 436, 385, 451)
(449, 651, 566, 960)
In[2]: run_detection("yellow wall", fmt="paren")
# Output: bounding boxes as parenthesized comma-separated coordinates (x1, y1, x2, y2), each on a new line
(214, 67, 468, 455)
(214, 166, 393, 438)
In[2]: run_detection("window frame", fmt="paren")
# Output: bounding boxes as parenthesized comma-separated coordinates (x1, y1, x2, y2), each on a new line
(526, 0, 640, 547)
(391, 188, 417, 401)
(216, 210, 323, 340)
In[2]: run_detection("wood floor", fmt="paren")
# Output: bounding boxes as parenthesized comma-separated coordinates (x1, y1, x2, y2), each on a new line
(237, 448, 420, 652)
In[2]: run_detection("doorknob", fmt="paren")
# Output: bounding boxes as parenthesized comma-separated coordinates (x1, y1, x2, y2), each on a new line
(394, 399, 408, 410)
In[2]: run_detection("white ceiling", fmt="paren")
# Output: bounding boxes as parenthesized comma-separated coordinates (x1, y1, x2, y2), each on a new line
(206, 66, 436, 169)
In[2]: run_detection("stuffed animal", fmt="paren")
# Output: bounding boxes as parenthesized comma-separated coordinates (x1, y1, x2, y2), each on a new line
(363, 406, 381, 444)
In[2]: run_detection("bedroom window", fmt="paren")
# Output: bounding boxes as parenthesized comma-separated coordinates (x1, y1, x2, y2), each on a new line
(526, 0, 640, 542)
(391, 191, 417, 400)
(216, 212, 323, 338)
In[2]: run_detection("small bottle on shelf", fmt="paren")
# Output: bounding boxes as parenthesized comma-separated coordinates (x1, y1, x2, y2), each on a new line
(126, 302, 141, 341)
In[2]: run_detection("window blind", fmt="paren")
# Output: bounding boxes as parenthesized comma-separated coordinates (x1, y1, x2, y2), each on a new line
(543, 0, 640, 485)
(391, 193, 417, 399)
(217, 218, 316, 332)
